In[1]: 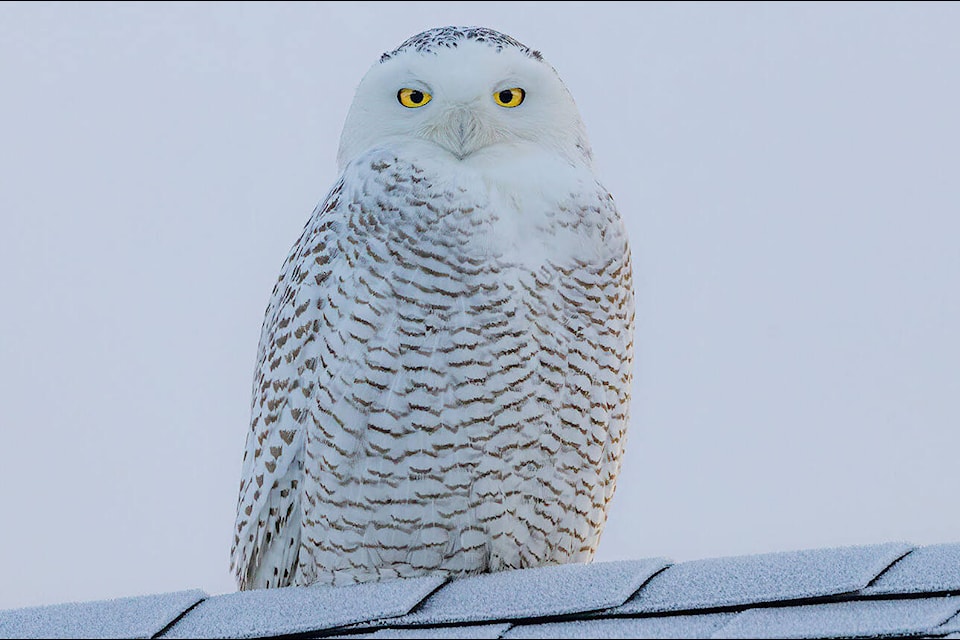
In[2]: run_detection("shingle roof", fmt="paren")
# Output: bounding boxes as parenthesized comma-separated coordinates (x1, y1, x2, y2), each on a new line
(0, 589, 204, 639)
(3, 541, 959, 639)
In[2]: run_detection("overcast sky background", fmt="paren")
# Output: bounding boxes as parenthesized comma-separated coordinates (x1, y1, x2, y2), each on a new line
(1, 1, 958, 610)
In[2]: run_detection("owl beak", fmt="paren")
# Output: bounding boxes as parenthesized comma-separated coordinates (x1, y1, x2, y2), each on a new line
(454, 111, 482, 158)
(427, 105, 489, 160)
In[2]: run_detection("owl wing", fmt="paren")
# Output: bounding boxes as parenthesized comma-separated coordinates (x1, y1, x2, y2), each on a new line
(231, 180, 345, 590)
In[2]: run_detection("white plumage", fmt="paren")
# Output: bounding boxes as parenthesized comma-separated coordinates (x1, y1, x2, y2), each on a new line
(231, 26, 635, 589)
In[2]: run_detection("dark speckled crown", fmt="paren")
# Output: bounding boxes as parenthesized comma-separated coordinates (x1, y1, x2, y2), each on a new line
(379, 26, 543, 63)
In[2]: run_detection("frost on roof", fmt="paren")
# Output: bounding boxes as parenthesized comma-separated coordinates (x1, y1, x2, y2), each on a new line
(610, 541, 913, 614)
(713, 595, 960, 639)
(345, 623, 513, 639)
(0, 589, 204, 640)
(503, 612, 737, 639)
(939, 612, 960, 635)
(161, 576, 445, 639)
(861, 543, 960, 596)
(384, 559, 668, 627)
(10, 540, 960, 640)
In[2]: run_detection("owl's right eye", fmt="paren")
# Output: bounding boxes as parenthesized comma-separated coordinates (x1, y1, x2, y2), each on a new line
(398, 88, 432, 108)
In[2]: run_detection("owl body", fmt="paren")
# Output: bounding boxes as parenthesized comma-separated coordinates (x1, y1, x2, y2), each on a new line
(232, 27, 634, 590)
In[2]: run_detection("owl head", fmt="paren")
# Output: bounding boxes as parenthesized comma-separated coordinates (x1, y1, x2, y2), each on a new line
(337, 26, 593, 171)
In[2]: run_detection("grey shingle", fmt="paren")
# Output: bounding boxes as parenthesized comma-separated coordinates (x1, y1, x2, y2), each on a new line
(161, 576, 445, 639)
(356, 623, 513, 638)
(0, 589, 205, 639)
(935, 611, 960, 635)
(713, 595, 960, 639)
(382, 559, 668, 627)
(860, 542, 960, 596)
(609, 542, 912, 614)
(12, 540, 957, 640)
(503, 613, 736, 639)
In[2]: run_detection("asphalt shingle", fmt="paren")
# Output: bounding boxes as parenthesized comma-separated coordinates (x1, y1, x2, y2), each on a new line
(608, 542, 913, 615)
(503, 612, 737, 639)
(935, 611, 960, 635)
(0, 589, 204, 639)
(382, 559, 668, 627)
(7, 539, 960, 639)
(860, 542, 960, 596)
(714, 595, 960, 639)
(160, 576, 445, 639)
(347, 623, 514, 639)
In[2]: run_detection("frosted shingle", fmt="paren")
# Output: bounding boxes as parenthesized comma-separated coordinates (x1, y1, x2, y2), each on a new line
(610, 542, 912, 614)
(162, 575, 445, 639)
(934, 611, 960, 635)
(714, 596, 960, 639)
(385, 559, 668, 626)
(356, 623, 513, 638)
(503, 613, 736, 639)
(0, 589, 204, 639)
(861, 543, 960, 596)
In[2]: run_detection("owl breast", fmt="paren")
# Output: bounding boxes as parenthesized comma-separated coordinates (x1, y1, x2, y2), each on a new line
(282, 145, 633, 586)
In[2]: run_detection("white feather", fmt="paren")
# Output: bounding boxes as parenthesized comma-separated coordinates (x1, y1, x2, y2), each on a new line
(232, 26, 634, 589)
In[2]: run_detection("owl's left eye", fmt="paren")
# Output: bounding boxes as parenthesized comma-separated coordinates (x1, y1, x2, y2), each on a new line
(398, 88, 432, 108)
(493, 87, 525, 108)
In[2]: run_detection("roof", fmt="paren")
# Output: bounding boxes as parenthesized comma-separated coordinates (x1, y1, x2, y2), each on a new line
(3, 541, 960, 639)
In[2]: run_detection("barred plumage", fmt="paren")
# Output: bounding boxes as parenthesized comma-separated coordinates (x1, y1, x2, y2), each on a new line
(232, 26, 635, 590)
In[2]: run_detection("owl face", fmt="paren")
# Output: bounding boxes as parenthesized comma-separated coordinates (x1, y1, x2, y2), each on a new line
(337, 27, 591, 170)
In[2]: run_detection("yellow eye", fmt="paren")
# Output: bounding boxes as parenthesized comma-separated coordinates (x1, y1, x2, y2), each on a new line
(494, 87, 525, 108)
(398, 88, 432, 108)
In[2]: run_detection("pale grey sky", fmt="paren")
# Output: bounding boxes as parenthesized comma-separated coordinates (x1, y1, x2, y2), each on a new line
(1, 1, 958, 610)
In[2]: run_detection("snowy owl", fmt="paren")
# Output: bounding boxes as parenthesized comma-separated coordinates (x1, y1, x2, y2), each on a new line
(231, 26, 634, 590)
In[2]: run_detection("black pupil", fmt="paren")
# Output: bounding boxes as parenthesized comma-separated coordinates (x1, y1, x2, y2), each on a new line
(409, 90, 424, 104)
(499, 89, 514, 104)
